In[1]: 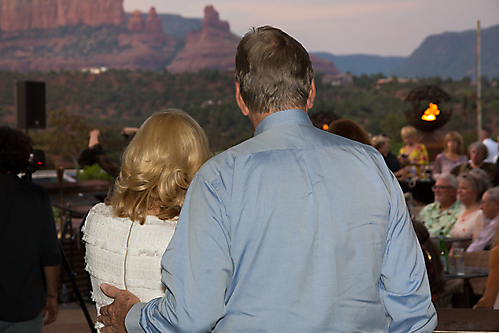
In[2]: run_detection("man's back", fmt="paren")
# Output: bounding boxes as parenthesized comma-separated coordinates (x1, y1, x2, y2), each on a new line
(0, 174, 61, 321)
(147, 110, 436, 332)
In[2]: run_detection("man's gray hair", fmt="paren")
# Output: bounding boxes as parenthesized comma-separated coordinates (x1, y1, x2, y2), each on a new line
(485, 187, 499, 201)
(468, 141, 488, 159)
(434, 172, 458, 189)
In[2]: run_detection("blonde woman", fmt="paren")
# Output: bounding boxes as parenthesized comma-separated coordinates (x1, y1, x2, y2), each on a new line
(450, 169, 491, 239)
(432, 131, 468, 179)
(397, 125, 429, 179)
(82, 110, 210, 330)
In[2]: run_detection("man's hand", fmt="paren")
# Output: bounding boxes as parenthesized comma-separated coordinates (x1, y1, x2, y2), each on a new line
(98, 283, 140, 333)
(43, 297, 58, 325)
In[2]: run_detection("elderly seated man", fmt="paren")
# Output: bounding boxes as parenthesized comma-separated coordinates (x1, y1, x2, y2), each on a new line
(418, 173, 463, 237)
(467, 187, 499, 252)
(451, 141, 498, 186)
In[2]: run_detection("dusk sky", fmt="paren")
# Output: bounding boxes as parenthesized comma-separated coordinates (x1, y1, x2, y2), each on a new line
(124, 0, 499, 57)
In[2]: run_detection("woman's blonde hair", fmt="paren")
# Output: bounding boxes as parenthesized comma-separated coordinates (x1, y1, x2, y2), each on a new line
(108, 109, 210, 224)
(400, 125, 417, 140)
(443, 131, 464, 154)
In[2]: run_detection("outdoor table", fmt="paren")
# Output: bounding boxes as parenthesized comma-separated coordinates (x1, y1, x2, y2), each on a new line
(399, 179, 435, 204)
(435, 308, 499, 332)
(444, 266, 489, 308)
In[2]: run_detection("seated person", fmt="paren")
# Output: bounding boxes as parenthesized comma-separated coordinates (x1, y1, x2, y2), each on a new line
(397, 125, 429, 179)
(450, 169, 491, 240)
(473, 228, 499, 309)
(372, 134, 400, 173)
(451, 141, 498, 186)
(467, 187, 499, 252)
(432, 131, 468, 179)
(418, 173, 463, 237)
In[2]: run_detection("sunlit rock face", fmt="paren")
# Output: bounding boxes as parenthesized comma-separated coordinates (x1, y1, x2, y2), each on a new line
(0, 0, 125, 31)
(167, 6, 241, 73)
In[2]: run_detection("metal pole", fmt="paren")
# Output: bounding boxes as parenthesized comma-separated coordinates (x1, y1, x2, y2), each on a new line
(476, 20, 481, 140)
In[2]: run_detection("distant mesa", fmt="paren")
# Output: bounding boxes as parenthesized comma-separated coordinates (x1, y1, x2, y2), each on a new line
(0, 1, 340, 75)
(144, 7, 164, 34)
(0, 0, 125, 31)
(167, 6, 240, 73)
(167, 5, 340, 74)
(127, 10, 145, 32)
(310, 55, 341, 76)
(127, 7, 163, 34)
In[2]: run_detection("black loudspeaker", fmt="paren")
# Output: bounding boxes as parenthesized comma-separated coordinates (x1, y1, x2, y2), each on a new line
(15, 81, 46, 129)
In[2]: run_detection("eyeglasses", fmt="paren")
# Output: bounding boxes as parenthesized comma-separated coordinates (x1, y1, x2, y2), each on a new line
(432, 186, 453, 191)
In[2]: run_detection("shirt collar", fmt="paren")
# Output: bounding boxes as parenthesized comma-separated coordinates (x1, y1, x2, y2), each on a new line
(254, 109, 312, 136)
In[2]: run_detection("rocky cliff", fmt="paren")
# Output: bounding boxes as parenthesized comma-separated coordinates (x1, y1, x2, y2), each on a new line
(0, 2, 339, 74)
(167, 6, 339, 75)
(0, 0, 125, 31)
(0, 2, 177, 72)
(127, 7, 163, 34)
(167, 6, 240, 73)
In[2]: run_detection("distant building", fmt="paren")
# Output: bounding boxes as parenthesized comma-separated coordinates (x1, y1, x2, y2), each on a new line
(81, 66, 108, 74)
(375, 77, 418, 88)
(321, 73, 353, 86)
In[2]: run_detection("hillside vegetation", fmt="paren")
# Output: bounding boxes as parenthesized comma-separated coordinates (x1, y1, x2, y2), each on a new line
(0, 69, 498, 167)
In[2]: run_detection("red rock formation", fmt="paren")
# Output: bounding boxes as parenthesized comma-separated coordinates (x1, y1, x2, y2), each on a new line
(167, 6, 240, 73)
(0, 0, 125, 31)
(167, 6, 340, 75)
(310, 55, 341, 75)
(201, 5, 229, 31)
(144, 7, 163, 34)
(128, 10, 144, 32)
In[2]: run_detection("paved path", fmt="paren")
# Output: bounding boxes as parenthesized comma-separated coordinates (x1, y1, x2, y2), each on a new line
(42, 302, 97, 333)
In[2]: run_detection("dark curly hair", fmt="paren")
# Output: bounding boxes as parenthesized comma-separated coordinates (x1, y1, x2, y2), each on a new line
(0, 126, 33, 174)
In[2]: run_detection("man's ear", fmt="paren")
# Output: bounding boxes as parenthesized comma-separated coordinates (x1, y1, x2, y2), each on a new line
(306, 79, 316, 112)
(235, 82, 250, 116)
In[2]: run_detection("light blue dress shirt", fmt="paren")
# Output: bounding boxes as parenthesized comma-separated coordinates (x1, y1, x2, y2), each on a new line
(126, 109, 437, 332)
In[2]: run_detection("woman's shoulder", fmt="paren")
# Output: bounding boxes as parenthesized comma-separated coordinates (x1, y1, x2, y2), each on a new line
(416, 143, 428, 151)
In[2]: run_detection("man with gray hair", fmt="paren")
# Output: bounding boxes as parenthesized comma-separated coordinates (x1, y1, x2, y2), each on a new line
(419, 173, 463, 237)
(451, 141, 498, 186)
(98, 26, 436, 333)
(467, 187, 499, 252)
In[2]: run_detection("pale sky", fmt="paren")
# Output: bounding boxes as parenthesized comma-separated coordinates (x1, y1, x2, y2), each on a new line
(123, 0, 499, 56)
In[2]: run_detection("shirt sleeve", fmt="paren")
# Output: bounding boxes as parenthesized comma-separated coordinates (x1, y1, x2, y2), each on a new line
(380, 176, 437, 333)
(125, 303, 147, 333)
(137, 173, 232, 333)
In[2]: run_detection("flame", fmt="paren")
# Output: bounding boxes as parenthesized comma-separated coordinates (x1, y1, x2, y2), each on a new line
(421, 103, 440, 121)
(322, 124, 329, 130)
